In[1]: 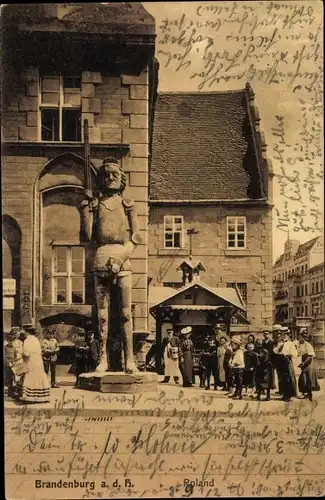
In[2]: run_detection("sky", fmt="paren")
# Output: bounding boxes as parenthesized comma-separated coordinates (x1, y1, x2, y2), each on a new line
(144, 1, 324, 262)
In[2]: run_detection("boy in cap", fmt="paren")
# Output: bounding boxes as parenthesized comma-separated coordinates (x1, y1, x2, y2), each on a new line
(41, 328, 60, 388)
(228, 336, 245, 399)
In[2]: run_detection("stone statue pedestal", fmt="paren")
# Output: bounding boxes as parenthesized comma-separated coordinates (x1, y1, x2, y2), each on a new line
(77, 371, 158, 393)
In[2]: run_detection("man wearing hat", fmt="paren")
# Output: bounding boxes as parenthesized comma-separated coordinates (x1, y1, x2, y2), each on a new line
(203, 333, 219, 391)
(228, 336, 245, 399)
(262, 329, 276, 389)
(273, 328, 298, 402)
(41, 328, 60, 388)
(179, 327, 195, 387)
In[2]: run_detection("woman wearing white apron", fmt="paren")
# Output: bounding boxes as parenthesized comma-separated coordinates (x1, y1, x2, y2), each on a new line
(161, 330, 181, 384)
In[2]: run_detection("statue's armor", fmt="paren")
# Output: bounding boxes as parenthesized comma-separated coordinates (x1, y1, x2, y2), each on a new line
(92, 195, 133, 276)
(94, 196, 129, 245)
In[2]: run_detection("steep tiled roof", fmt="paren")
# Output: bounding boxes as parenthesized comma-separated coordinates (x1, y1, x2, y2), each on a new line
(295, 237, 320, 258)
(150, 90, 266, 201)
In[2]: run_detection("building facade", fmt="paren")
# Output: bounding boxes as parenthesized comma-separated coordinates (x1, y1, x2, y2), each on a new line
(273, 236, 324, 329)
(272, 236, 325, 371)
(148, 89, 274, 337)
(2, 4, 156, 370)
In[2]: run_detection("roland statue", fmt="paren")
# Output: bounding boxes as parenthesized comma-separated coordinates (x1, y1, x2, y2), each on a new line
(80, 157, 142, 374)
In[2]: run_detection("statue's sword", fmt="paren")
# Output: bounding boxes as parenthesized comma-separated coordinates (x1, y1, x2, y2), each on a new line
(84, 119, 91, 192)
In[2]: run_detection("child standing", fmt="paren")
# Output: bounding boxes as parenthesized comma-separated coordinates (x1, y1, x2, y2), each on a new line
(228, 336, 245, 400)
(243, 343, 259, 397)
(255, 348, 273, 401)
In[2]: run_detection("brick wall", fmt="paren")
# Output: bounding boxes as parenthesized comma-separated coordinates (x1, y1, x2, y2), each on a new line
(148, 204, 273, 333)
(2, 67, 150, 333)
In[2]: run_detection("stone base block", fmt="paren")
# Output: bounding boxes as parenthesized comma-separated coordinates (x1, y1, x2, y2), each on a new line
(78, 371, 158, 393)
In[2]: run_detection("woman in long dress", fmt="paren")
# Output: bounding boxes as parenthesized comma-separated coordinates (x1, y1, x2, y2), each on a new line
(297, 331, 320, 401)
(162, 330, 182, 384)
(20, 327, 51, 404)
(216, 336, 231, 390)
(179, 327, 195, 387)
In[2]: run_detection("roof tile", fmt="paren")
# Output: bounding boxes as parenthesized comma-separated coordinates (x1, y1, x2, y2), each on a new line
(150, 91, 264, 201)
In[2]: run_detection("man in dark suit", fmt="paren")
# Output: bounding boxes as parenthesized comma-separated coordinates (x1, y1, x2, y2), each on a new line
(262, 329, 276, 389)
(86, 331, 99, 372)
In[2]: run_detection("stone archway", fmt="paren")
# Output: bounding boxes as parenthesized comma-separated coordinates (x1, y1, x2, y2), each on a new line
(2, 214, 22, 330)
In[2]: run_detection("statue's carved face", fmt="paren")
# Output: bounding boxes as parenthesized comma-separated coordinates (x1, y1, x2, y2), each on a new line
(100, 163, 122, 192)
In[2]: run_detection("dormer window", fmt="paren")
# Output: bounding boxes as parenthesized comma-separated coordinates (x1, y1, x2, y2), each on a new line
(40, 74, 81, 142)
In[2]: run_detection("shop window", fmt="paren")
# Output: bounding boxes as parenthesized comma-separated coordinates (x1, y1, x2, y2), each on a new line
(164, 216, 183, 248)
(40, 74, 81, 142)
(52, 246, 85, 305)
(226, 216, 246, 249)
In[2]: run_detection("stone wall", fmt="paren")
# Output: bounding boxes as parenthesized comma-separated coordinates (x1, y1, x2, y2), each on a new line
(2, 67, 150, 333)
(148, 204, 273, 333)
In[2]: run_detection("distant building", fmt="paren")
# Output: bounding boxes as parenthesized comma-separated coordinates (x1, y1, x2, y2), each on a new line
(148, 88, 274, 344)
(272, 235, 324, 329)
(272, 235, 324, 371)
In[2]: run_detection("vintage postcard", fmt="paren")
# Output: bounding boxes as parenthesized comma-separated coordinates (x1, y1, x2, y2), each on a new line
(2, 1, 324, 499)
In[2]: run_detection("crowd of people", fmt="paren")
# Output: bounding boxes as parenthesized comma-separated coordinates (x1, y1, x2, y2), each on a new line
(4, 326, 99, 404)
(161, 324, 320, 402)
(4, 323, 321, 405)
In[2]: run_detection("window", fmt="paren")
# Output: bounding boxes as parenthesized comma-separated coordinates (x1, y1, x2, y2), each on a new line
(40, 75, 81, 142)
(312, 282, 315, 294)
(226, 216, 246, 249)
(305, 284, 308, 295)
(296, 306, 300, 316)
(52, 246, 85, 304)
(301, 265, 304, 275)
(305, 305, 308, 316)
(320, 280, 323, 292)
(296, 286, 300, 297)
(316, 281, 319, 293)
(289, 307, 293, 319)
(305, 264, 308, 273)
(164, 216, 183, 248)
(285, 271, 288, 280)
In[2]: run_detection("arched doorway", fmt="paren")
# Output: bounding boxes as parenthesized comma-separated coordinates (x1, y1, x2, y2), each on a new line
(2, 215, 22, 330)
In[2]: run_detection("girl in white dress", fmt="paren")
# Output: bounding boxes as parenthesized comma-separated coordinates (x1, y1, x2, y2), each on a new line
(20, 327, 50, 404)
